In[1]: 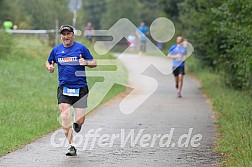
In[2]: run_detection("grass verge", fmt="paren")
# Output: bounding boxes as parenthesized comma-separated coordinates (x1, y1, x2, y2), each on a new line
(0, 35, 127, 156)
(187, 56, 252, 167)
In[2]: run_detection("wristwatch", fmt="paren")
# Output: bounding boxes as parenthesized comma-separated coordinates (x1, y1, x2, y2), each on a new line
(86, 60, 89, 66)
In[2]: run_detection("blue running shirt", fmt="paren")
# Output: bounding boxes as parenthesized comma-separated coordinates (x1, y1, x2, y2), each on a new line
(168, 44, 187, 68)
(137, 26, 149, 41)
(48, 42, 93, 88)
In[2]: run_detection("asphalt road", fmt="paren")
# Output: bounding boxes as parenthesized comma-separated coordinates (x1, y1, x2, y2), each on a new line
(0, 53, 221, 167)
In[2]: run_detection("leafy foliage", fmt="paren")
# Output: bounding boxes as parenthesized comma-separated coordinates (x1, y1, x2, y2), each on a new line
(82, 0, 106, 29)
(0, 0, 81, 29)
(100, 0, 141, 29)
(212, 0, 252, 91)
(178, 0, 252, 93)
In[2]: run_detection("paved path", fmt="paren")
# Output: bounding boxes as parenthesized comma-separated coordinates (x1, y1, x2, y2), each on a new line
(0, 53, 221, 167)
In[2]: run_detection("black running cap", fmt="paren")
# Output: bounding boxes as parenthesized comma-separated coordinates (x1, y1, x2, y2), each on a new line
(60, 25, 74, 34)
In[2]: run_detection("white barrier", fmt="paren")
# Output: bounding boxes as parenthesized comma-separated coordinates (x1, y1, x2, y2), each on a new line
(0, 29, 56, 33)
(9, 29, 56, 34)
(0, 29, 59, 45)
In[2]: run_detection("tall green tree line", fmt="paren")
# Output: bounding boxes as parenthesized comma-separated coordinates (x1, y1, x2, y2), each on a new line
(0, 0, 163, 30)
(0, 0, 72, 29)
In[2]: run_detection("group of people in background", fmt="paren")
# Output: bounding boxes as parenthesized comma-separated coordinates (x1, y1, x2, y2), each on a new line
(129, 21, 164, 54)
(82, 21, 187, 98)
(82, 21, 151, 55)
(126, 21, 150, 55)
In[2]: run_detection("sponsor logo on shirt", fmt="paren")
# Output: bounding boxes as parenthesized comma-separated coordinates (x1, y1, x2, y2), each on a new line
(58, 57, 78, 63)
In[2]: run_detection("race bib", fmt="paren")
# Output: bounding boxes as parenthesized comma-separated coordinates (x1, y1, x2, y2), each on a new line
(63, 87, 80, 97)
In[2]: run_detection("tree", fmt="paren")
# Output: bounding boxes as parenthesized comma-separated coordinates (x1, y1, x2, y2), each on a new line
(100, 0, 141, 29)
(158, 0, 184, 22)
(178, 0, 224, 67)
(212, 0, 252, 90)
(0, 0, 77, 29)
(81, 0, 106, 30)
(177, 0, 252, 92)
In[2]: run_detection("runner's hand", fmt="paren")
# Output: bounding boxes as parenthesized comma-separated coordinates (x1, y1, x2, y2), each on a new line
(46, 61, 55, 73)
(79, 54, 86, 66)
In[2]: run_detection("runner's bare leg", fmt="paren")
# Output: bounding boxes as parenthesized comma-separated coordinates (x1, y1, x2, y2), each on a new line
(59, 103, 73, 144)
(178, 74, 183, 94)
(74, 108, 85, 125)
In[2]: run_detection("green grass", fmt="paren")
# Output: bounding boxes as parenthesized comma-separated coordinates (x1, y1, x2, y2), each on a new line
(0, 36, 59, 155)
(187, 56, 252, 167)
(0, 35, 127, 156)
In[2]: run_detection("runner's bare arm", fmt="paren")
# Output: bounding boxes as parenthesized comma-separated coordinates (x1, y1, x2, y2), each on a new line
(85, 59, 97, 68)
(79, 54, 97, 68)
(167, 53, 182, 59)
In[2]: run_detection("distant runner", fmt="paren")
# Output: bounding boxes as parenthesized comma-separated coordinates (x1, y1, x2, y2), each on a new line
(167, 36, 187, 98)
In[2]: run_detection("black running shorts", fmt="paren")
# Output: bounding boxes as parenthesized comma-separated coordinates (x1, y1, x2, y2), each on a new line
(57, 85, 88, 108)
(172, 66, 185, 76)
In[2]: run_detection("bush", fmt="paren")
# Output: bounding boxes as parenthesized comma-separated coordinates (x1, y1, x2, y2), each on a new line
(212, 0, 252, 94)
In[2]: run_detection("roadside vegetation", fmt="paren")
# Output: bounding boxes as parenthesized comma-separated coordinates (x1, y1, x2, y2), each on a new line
(187, 56, 252, 167)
